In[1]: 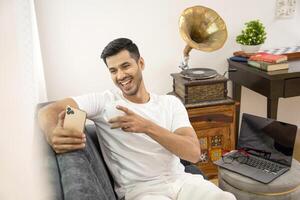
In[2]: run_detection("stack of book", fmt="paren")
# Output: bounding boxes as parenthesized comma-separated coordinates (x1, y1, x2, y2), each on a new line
(247, 53, 288, 72)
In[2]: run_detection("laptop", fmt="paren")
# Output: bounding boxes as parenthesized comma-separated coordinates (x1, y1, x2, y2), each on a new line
(214, 113, 298, 183)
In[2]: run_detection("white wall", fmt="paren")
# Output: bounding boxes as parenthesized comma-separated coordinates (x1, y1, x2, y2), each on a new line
(0, 0, 50, 199)
(35, 0, 300, 127)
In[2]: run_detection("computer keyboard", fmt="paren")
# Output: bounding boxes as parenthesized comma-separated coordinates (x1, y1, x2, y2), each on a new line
(243, 156, 284, 173)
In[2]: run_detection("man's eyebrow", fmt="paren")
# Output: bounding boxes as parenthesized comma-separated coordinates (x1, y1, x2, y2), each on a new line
(108, 66, 116, 71)
(108, 61, 130, 70)
(120, 61, 130, 66)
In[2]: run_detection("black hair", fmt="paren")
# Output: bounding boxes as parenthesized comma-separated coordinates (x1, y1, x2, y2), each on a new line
(100, 38, 140, 65)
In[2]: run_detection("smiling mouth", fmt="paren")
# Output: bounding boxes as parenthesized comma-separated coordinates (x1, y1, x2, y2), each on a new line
(118, 77, 133, 90)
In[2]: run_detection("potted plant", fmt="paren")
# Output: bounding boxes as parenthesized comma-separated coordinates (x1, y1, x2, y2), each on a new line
(236, 20, 267, 53)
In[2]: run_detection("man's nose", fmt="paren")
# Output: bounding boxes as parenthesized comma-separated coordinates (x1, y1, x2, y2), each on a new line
(116, 70, 126, 81)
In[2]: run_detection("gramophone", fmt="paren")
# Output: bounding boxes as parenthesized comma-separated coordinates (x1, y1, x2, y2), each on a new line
(171, 6, 229, 104)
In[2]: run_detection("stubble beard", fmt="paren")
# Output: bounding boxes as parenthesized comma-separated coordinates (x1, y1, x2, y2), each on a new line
(121, 74, 142, 97)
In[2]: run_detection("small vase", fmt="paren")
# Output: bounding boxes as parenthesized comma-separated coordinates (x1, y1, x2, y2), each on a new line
(240, 44, 262, 53)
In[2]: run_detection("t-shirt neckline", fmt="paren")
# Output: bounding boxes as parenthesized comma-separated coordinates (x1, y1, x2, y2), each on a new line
(119, 91, 153, 106)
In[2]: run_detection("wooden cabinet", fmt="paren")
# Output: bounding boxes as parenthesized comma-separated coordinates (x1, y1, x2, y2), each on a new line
(186, 100, 237, 179)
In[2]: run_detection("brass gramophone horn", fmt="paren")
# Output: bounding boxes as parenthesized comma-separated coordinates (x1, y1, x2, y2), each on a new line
(179, 6, 227, 73)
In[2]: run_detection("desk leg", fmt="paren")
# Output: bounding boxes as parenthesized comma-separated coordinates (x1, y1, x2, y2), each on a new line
(267, 98, 278, 119)
(232, 82, 241, 148)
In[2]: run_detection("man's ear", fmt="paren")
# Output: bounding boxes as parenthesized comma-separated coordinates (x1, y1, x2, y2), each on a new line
(139, 57, 145, 70)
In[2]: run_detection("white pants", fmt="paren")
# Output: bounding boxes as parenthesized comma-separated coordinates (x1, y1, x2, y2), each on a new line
(125, 174, 236, 200)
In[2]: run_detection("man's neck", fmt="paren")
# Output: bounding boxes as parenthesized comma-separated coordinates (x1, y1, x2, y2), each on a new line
(124, 91, 150, 104)
(123, 83, 150, 104)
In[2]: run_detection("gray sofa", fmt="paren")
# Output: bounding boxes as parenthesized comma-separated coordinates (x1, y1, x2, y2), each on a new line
(36, 102, 206, 200)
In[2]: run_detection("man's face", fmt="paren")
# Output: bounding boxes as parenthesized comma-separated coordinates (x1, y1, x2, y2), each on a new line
(106, 50, 144, 96)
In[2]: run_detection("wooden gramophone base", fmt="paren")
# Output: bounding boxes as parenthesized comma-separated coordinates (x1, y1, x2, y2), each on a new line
(171, 73, 228, 104)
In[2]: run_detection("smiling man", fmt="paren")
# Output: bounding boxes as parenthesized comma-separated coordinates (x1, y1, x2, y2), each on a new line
(38, 38, 236, 200)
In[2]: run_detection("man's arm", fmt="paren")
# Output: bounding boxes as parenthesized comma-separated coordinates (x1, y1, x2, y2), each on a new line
(38, 98, 86, 153)
(146, 124, 200, 163)
(109, 106, 201, 163)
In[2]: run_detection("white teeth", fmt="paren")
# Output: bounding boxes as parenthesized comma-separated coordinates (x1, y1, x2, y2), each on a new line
(120, 79, 131, 86)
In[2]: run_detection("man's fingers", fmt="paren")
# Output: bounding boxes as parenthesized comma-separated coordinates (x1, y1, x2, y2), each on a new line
(108, 116, 128, 123)
(110, 121, 129, 129)
(116, 105, 133, 115)
(54, 143, 85, 151)
(108, 116, 119, 123)
(110, 122, 122, 129)
(55, 150, 68, 154)
(120, 122, 133, 132)
(52, 136, 86, 145)
(110, 121, 132, 130)
(121, 126, 132, 132)
(57, 111, 66, 127)
(59, 129, 86, 138)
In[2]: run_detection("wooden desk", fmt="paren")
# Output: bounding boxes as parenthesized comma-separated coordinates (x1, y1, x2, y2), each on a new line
(228, 60, 300, 137)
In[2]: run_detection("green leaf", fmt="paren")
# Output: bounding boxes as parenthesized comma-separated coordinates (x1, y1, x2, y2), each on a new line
(236, 19, 267, 45)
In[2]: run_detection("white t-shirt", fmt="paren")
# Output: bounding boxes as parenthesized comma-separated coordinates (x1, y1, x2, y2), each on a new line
(72, 89, 192, 199)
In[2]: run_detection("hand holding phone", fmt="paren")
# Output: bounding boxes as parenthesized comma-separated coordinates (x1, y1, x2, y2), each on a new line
(50, 106, 87, 154)
(63, 106, 87, 132)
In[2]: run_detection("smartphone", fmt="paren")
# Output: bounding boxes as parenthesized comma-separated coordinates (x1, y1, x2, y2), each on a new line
(63, 106, 87, 132)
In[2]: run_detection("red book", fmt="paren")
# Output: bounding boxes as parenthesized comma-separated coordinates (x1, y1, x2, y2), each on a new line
(249, 52, 287, 63)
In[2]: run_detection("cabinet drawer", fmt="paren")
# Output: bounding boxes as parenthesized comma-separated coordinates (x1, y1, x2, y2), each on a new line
(189, 109, 234, 130)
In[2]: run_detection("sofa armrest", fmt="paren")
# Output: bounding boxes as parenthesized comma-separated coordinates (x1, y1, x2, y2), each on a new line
(34, 102, 64, 200)
(181, 159, 208, 180)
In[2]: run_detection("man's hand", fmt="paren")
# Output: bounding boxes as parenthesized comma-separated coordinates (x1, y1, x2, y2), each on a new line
(49, 111, 86, 154)
(108, 105, 152, 133)
(108, 105, 200, 163)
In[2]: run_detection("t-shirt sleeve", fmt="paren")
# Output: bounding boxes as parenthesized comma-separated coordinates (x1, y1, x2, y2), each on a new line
(169, 96, 192, 132)
(72, 93, 106, 120)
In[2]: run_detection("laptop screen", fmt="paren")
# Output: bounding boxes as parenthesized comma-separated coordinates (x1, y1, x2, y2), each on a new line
(238, 113, 297, 167)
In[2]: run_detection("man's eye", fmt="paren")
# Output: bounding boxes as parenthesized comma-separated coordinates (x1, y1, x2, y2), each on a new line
(110, 70, 117, 74)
